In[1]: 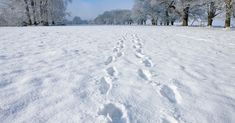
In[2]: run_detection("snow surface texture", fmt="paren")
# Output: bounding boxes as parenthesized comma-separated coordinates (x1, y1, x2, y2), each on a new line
(0, 26, 235, 123)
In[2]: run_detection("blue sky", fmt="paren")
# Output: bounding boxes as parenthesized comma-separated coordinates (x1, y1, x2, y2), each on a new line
(67, 0, 134, 20)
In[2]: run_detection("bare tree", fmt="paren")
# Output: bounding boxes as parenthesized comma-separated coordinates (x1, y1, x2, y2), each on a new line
(23, 0, 32, 25)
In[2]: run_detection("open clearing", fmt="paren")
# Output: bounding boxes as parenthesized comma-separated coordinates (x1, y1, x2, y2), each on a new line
(0, 26, 235, 123)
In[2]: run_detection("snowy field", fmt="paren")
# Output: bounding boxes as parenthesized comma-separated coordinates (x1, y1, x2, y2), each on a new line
(0, 26, 235, 123)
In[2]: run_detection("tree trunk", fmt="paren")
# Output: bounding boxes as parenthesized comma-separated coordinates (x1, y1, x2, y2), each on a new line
(151, 19, 154, 25)
(182, 7, 189, 26)
(207, 15, 213, 26)
(207, 2, 216, 27)
(31, 0, 37, 25)
(166, 21, 170, 26)
(44, 0, 49, 26)
(155, 18, 158, 26)
(39, 0, 49, 26)
(165, 10, 170, 26)
(40, 1, 44, 25)
(225, 0, 232, 28)
(151, 19, 156, 25)
(24, 0, 32, 25)
(140, 20, 146, 25)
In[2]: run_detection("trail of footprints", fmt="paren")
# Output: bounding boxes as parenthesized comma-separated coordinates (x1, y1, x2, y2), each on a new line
(131, 34, 184, 123)
(98, 35, 130, 123)
(97, 34, 184, 123)
(132, 34, 155, 82)
(100, 37, 125, 96)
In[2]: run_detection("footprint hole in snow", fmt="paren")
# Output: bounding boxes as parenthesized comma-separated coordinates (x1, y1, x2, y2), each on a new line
(135, 53, 145, 59)
(117, 52, 124, 57)
(99, 77, 112, 95)
(98, 103, 129, 123)
(160, 85, 182, 104)
(138, 69, 152, 81)
(160, 113, 179, 123)
(113, 48, 119, 53)
(142, 59, 154, 67)
(106, 67, 118, 77)
(105, 56, 115, 65)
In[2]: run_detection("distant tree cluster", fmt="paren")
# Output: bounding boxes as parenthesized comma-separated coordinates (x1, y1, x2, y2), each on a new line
(94, 10, 133, 25)
(0, 0, 71, 26)
(93, 0, 234, 27)
(63, 16, 89, 25)
(132, 0, 234, 27)
(72, 16, 88, 25)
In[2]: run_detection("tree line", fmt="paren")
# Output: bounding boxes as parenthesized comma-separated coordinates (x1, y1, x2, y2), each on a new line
(94, 10, 133, 25)
(0, 0, 234, 27)
(0, 0, 71, 26)
(94, 0, 235, 28)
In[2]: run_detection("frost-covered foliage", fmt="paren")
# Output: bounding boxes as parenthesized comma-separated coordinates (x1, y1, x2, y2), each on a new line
(131, 0, 148, 25)
(94, 10, 133, 25)
(0, 0, 26, 26)
(132, 0, 205, 26)
(0, 0, 72, 26)
(132, 0, 234, 27)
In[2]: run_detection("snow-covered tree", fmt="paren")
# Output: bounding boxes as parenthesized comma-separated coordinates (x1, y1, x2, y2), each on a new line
(0, 0, 26, 26)
(72, 16, 88, 25)
(174, 0, 203, 26)
(132, 0, 202, 26)
(0, 0, 72, 26)
(132, 0, 148, 25)
(94, 10, 132, 25)
(151, 0, 178, 25)
(224, 0, 234, 28)
(201, 0, 224, 26)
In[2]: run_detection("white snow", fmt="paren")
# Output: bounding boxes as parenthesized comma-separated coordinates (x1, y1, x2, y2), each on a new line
(0, 26, 235, 123)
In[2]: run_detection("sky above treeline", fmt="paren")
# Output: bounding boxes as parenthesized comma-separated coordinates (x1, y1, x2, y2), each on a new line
(67, 0, 134, 20)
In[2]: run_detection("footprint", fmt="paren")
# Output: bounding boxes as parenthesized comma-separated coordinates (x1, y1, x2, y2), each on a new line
(149, 81, 161, 87)
(160, 85, 182, 104)
(138, 69, 152, 81)
(106, 67, 118, 77)
(119, 44, 125, 49)
(113, 48, 120, 53)
(105, 56, 115, 65)
(98, 103, 129, 123)
(160, 114, 179, 123)
(142, 58, 153, 67)
(116, 52, 124, 57)
(135, 52, 145, 59)
(99, 77, 112, 95)
(136, 49, 143, 53)
(137, 42, 143, 47)
(133, 45, 137, 49)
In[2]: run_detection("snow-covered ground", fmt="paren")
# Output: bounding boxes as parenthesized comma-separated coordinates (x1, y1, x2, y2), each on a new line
(0, 26, 235, 123)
